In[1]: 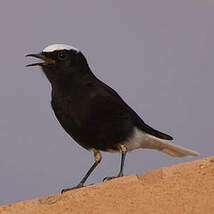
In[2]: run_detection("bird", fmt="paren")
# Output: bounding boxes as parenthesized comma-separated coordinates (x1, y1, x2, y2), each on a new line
(26, 44, 199, 193)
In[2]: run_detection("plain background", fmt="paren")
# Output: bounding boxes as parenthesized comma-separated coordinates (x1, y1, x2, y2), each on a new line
(0, 1, 213, 205)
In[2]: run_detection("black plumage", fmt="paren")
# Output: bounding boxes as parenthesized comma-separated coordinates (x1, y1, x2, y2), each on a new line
(26, 44, 199, 192)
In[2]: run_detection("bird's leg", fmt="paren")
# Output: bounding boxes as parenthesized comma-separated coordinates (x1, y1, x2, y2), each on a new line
(117, 146, 127, 177)
(61, 149, 102, 193)
(103, 145, 127, 181)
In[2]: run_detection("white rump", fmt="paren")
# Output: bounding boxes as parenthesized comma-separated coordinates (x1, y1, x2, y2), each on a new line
(124, 128, 199, 157)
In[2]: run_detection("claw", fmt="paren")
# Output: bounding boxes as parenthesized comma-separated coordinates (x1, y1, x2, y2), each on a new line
(61, 183, 83, 193)
(103, 172, 124, 182)
(103, 176, 117, 182)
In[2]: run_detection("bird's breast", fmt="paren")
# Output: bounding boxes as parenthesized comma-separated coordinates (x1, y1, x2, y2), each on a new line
(51, 95, 92, 129)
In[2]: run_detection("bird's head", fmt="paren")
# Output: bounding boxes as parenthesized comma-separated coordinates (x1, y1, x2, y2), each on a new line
(26, 44, 89, 81)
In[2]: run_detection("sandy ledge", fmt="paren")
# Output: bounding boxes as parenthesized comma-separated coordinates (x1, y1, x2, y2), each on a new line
(0, 156, 214, 214)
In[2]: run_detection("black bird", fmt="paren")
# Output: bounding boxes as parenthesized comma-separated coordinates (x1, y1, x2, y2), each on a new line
(26, 44, 199, 192)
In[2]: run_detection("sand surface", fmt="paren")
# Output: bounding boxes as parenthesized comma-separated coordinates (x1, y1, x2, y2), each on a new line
(0, 156, 214, 214)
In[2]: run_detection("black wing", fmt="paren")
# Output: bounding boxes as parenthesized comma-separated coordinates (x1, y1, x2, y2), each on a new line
(96, 80, 173, 141)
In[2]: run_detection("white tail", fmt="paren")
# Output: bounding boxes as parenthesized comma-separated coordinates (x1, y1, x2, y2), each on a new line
(143, 134, 199, 157)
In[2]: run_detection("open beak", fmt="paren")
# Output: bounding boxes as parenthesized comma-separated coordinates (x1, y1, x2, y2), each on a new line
(25, 53, 56, 67)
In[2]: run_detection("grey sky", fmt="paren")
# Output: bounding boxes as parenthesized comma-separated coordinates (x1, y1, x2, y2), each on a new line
(0, 1, 213, 205)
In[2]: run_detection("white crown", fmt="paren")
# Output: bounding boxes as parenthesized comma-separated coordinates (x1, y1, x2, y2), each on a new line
(43, 44, 79, 52)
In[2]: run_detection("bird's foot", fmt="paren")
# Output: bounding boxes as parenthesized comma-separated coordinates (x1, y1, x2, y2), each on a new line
(103, 176, 117, 182)
(61, 183, 83, 194)
(103, 173, 123, 182)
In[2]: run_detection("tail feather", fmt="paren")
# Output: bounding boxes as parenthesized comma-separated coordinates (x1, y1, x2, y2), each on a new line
(143, 134, 199, 157)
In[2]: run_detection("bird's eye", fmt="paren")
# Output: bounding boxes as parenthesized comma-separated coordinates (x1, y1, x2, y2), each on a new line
(58, 51, 67, 60)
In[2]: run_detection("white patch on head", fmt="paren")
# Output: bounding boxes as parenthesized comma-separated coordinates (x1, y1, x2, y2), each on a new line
(43, 44, 79, 53)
